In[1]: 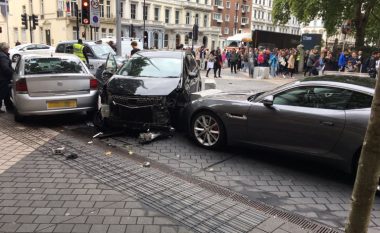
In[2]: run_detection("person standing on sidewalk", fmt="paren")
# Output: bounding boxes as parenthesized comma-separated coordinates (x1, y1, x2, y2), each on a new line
(0, 42, 14, 112)
(242, 49, 249, 72)
(230, 49, 238, 74)
(287, 51, 296, 78)
(214, 49, 222, 78)
(205, 50, 216, 77)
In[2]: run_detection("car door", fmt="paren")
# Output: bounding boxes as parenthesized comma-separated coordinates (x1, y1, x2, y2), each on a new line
(247, 85, 349, 156)
(185, 54, 200, 93)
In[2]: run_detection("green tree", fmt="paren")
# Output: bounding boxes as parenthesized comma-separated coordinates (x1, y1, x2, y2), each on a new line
(272, 0, 380, 48)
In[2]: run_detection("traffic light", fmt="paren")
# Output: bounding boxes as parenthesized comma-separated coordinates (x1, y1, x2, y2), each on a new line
(21, 13, 28, 29)
(81, 0, 90, 25)
(193, 24, 199, 41)
(32, 14, 38, 30)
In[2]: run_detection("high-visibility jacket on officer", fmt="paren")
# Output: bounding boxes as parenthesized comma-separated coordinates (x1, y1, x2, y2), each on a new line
(73, 39, 87, 63)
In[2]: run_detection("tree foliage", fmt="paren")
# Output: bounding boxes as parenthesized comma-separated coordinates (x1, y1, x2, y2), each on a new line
(272, 0, 380, 48)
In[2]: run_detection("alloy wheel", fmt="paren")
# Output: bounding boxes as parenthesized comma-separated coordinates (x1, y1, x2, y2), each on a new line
(193, 114, 220, 147)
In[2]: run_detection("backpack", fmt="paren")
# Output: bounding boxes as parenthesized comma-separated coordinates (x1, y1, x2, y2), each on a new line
(258, 54, 264, 64)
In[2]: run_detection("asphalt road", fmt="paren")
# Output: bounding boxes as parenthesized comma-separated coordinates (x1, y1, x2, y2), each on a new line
(3, 74, 380, 232)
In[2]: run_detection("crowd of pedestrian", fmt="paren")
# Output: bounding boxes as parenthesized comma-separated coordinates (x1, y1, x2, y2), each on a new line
(193, 45, 380, 79)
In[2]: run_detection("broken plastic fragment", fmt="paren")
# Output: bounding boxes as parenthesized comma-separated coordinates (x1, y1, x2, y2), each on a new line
(128, 151, 133, 155)
(88, 141, 93, 144)
(208, 168, 214, 171)
(66, 153, 78, 160)
(92, 132, 103, 138)
(176, 154, 180, 158)
(65, 212, 70, 216)
(52, 147, 65, 155)
(105, 151, 112, 156)
(143, 162, 151, 168)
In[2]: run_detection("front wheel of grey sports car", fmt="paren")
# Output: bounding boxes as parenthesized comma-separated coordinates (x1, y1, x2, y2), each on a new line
(191, 111, 225, 149)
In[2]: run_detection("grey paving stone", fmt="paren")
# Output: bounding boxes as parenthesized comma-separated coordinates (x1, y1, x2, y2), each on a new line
(16, 215, 37, 223)
(120, 216, 137, 224)
(103, 216, 121, 224)
(126, 224, 144, 233)
(257, 218, 285, 232)
(71, 224, 92, 233)
(89, 224, 109, 233)
(34, 215, 54, 224)
(53, 223, 75, 232)
(107, 224, 126, 233)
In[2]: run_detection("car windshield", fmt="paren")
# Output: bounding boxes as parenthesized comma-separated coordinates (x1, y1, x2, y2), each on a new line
(117, 56, 182, 78)
(91, 44, 116, 58)
(24, 57, 87, 75)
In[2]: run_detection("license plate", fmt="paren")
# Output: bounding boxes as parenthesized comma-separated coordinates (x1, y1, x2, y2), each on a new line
(47, 100, 77, 109)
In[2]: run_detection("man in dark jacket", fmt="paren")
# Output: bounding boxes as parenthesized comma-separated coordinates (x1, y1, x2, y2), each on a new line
(367, 51, 379, 79)
(0, 43, 13, 112)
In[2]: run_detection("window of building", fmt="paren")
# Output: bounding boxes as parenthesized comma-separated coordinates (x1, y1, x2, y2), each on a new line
(213, 13, 221, 21)
(101, 28, 107, 38)
(99, 0, 104, 18)
(254, 10, 256, 19)
(224, 27, 229, 34)
(241, 17, 248, 24)
(235, 3, 239, 10)
(226, 1, 230, 8)
(106, 1, 111, 18)
(185, 34, 189, 45)
(225, 14, 230, 21)
(143, 5, 148, 20)
(164, 34, 169, 47)
(263, 0, 265, 5)
(72, 27, 77, 40)
(175, 10, 180, 24)
(40, 0, 44, 18)
(120, 2, 124, 18)
(269, 0, 272, 7)
(195, 13, 199, 25)
(131, 4, 136, 19)
(154, 7, 160, 21)
(154, 33, 159, 49)
(109, 28, 114, 37)
(186, 12, 190, 24)
(205, 0, 208, 4)
(203, 15, 208, 27)
(165, 9, 170, 23)
(13, 28, 19, 42)
(214, 0, 222, 7)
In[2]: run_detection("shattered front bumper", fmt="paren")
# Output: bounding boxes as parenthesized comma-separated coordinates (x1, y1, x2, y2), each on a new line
(102, 95, 174, 131)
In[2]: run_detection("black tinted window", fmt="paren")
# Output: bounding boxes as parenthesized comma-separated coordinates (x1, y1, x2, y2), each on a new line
(56, 44, 65, 53)
(346, 92, 373, 109)
(24, 57, 87, 75)
(274, 87, 316, 108)
(274, 86, 353, 110)
(313, 87, 352, 110)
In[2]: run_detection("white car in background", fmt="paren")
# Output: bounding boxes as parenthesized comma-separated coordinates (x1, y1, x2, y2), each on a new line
(9, 43, 55, 62)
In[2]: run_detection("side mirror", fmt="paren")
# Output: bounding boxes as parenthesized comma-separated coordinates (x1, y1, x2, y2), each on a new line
(262, 95, 274, 107)
(189, 71, 197, 79)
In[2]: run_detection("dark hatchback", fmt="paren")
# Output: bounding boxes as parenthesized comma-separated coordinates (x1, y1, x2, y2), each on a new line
(95, 50, 202, 131)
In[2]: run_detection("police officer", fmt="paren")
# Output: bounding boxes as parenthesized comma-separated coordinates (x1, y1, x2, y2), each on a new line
(73, 39, 89, 65)
(0, 42, 13, 112)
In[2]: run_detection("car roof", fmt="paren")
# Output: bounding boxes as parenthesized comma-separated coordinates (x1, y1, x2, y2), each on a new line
(56, 40, 103, 46)
(299, 75, 375, 94)
(134, 50, 187, 59)
(21, 53, 81, 60)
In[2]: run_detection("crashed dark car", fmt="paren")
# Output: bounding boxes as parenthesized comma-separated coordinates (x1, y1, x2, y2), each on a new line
(94, 50, 202, 132)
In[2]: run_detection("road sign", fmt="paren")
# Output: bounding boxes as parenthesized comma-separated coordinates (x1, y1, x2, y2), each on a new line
(90, 0, 100, 28)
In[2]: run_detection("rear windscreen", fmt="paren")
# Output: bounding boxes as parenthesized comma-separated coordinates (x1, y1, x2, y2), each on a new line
(24, 57, 87, 75)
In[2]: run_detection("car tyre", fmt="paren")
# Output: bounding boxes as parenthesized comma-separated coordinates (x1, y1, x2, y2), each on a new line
(12, 54, 20, 63)
(93, 110, 109, 132)
(190, 111, 225, 149)
(14, 109, 24, 122)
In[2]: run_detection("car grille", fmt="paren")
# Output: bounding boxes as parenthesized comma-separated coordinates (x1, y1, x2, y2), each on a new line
(111, 95, 163, 107)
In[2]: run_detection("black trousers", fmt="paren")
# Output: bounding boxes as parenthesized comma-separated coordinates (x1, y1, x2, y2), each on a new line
(0, 80, 12, 109)
(230, 62, 237, 73)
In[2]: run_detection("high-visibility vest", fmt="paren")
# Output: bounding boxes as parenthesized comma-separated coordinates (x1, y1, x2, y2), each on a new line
(73, 43, 86, 62)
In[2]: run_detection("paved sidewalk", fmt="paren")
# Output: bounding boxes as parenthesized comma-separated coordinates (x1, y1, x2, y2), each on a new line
(0, 113, 342, 233)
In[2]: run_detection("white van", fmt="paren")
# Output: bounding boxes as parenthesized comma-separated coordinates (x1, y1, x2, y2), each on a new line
(100, 37, 143, 58)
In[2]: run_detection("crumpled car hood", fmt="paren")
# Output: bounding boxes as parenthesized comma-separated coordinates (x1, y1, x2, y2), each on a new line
(202, 90, 263, 101)
(107, 75, 180, 96)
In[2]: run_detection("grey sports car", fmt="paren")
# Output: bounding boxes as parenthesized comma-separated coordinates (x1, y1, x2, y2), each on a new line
(187, 76, 374, 174)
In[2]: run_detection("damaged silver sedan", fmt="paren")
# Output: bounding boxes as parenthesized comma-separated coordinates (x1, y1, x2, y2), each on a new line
(94, 50, 202, 136)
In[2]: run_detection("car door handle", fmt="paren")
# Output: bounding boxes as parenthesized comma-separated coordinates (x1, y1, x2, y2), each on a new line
(226, 113, 247, 120)
(320, 121, 334, 126)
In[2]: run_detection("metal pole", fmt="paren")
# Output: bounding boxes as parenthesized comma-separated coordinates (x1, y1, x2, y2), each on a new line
(90, 26, 93, 40)
(76, 3, 79, 40)
(143, 0, 146, 49)
(116, 0, 122, 55)
(29, 15, 33, 43)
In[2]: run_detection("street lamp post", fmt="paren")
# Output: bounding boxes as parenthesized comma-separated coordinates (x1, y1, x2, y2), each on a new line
(116, 0, 122, 55)
(143, 0, 146, 49)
